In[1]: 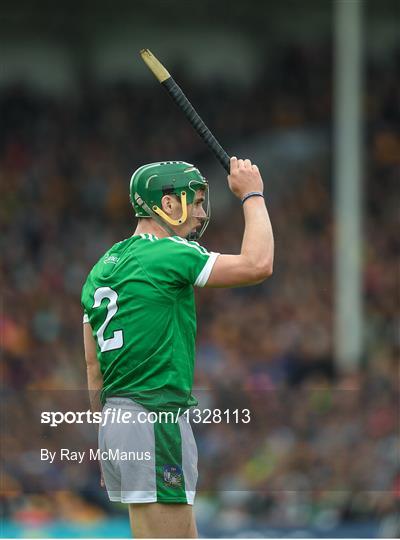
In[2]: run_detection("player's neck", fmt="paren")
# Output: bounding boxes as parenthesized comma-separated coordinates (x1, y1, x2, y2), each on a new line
(133, 219, 173, 239)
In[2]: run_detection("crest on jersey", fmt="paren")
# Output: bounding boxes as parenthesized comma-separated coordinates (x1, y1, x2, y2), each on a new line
(163, 465, 183, 487)
(104, 255, 119, 265)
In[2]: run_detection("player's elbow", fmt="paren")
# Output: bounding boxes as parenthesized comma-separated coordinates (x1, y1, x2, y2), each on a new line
(264, 261, 274, 278)
(253, 259, 273, 281)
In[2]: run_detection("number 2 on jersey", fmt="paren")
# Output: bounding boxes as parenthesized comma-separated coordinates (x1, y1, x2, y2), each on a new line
(93, 287, 124, 352)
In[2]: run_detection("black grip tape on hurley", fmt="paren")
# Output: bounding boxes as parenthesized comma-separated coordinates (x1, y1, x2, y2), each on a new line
(163, 77, 230, 173)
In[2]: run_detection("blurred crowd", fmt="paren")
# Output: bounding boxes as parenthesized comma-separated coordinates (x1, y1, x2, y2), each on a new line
(1, 44, 399, 535)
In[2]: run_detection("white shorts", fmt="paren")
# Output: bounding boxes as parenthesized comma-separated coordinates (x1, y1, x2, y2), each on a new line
(98, 398, 198, 504)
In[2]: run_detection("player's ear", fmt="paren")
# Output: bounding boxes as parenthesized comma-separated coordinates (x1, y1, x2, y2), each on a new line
(161, 194, 179, 215)
(161, 195, 172, 215)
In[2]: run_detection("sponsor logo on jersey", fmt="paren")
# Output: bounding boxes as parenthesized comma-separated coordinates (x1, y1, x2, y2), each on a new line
(163, 465, 182, 487)
(104, 255, 119, 265)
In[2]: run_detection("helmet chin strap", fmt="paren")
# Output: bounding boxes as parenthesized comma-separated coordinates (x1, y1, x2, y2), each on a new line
(135, 190, 209, 241)
(135, 192, 189, 238)
(135, 198, 177, 237)
(152, 191, 188, 226)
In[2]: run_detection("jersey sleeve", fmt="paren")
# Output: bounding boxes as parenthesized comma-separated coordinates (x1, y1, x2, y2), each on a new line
(151, 236, 219, 288)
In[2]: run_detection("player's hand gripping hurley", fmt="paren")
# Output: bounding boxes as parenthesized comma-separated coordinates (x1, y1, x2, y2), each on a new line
(140, 49, 231, 172)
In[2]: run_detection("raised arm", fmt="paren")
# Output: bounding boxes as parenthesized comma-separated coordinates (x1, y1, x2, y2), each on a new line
(206, 157, 274, 287)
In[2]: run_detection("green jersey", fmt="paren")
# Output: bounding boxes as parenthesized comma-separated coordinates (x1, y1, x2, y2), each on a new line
(81, 234, 219, 412)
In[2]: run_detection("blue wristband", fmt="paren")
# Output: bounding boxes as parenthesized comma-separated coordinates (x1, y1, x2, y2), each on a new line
(241, 191, 264, 205)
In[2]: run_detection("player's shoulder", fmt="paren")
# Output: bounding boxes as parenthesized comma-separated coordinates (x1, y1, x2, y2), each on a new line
(118, 233, 209, 254)
(162, 235, 211, 256)
(129, 235, 211, 273)
(135, 233, 209, 253)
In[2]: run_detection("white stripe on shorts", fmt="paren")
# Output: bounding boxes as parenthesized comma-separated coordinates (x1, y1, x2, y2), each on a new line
(179, 415, 198, 505)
